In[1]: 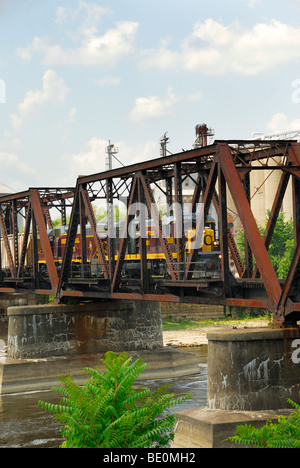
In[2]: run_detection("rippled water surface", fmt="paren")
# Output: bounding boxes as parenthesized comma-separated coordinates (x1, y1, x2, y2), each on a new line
(0, 348, 207, 448)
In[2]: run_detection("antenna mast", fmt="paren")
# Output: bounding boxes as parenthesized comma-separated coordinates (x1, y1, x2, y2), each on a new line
(105, 141, 119, 171)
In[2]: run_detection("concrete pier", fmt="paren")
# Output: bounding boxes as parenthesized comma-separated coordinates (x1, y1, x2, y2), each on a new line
(207, 327, 300, 411)
(7, 300, 163, 359)
(172, 327, 300, 448)
(0, 300, 201, 394)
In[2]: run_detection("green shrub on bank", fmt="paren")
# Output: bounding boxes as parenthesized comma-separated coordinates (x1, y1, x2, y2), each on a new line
(38, 351, 191, 448)
(228, 396, 300, 448)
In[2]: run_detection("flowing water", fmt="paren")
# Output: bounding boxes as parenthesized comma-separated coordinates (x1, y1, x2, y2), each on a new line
(0, 348, 208, 449)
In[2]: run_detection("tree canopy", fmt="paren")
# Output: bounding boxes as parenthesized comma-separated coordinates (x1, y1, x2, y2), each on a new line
(236, 211, 294, 279)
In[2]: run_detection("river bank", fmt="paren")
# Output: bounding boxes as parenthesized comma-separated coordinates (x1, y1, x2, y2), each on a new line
(163, 317, 270, 348)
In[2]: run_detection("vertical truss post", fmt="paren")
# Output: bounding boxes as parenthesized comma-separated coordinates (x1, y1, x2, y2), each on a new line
(81, 187, 109, 280)
(166, 177, 173, 207)
(138, 176, 149, 293)
(140, 172, 179, 281)
(289, 142, 300, 245)
(32, 212, 39, 290)
(242, 172, 253, 278)
(61, 198, 67, 226)
(174, 162, 184, 279)
(17, 203, 32, 278)
(106, 178, 115, 280)
(218, 166, 231, 297)
(79, 188, 87, 278)
(185, 162, 218, 279)
(277, 142, 300, 318)
(293, 176, 300, 245)
(0, 207, 14, 277)
(217, 142, 283, 320)
(57, 185, 80, 295)
(112, 178, 138, 292)
(210, 184, 245, 278)
(12, 199, 19, 271)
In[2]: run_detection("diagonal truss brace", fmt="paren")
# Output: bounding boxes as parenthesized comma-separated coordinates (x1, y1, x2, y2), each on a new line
(30, 189, 59, 296)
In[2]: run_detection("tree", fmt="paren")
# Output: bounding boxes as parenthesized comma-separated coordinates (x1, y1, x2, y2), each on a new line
(38, 351, 191, 448)
(236, 211, 294, 279)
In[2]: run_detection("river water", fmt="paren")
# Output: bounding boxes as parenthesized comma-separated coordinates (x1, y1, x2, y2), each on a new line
(0, 348, 208, 449)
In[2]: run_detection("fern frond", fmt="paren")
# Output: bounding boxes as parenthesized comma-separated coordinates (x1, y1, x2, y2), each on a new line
(228, 393, 300, 448)
(39, 350, 191, 448)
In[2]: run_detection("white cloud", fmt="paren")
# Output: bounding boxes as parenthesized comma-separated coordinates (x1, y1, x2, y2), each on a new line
(62, 137, 108, 181)
(94, 76, 121, 87)
(186, 91, 203, 102)
(67, 107, 77, 123)
(60, 137, 158, 184)
(266, 113, 300, 135)
(15, 1, 138, 67)
(130, 87, 179, 122)
(140, 18, 300, 76)
(0, 151, 36, 176)
(10, 69, 69, 129)
(55, 1, 110, 30)
(248, 0, 262, 7)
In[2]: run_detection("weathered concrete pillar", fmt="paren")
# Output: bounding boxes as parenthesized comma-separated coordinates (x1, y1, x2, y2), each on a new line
(1, 300, 201, 394)
(172, 326, 300, 448)
(7, 300, 163, 359)
(0, 293, 36, 319)
(207, 327, 300, 411)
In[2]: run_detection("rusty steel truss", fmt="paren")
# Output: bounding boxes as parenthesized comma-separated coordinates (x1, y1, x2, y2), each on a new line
(0, 140, 300, 325)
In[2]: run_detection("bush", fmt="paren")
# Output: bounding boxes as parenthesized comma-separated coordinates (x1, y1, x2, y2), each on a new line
(39, 351, 191, 448)
(228, 396, 300, 448)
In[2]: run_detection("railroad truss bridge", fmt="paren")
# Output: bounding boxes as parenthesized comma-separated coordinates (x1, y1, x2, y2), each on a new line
(1, 139, 300, 326)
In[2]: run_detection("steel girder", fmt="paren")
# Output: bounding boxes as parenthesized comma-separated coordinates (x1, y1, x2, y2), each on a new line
(0, 187, 74, 295)
(0, 141, 300, 324)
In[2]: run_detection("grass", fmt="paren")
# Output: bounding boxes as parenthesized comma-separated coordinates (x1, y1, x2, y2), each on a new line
(162, 314, 269, 331)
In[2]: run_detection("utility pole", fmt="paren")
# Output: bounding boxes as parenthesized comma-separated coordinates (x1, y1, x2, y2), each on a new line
(160, 132, 169, 157)
(105, 141, 119, 171)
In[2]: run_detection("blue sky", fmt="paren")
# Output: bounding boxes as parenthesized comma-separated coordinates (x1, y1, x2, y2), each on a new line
(0, 0, 300, 192)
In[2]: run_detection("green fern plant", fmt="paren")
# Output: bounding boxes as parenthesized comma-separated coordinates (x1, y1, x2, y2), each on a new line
(38, 351, 191, 448)
(228, 396, 300, 448)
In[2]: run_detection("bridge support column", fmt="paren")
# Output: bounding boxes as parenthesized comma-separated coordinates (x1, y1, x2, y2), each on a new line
(172, 327, 300, 448)
(207, 327, 300, 411)
(0, 300, 200, 394)
(7, 300, 163, 359)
